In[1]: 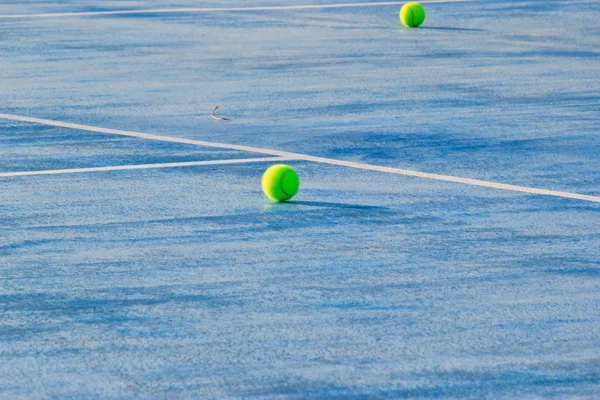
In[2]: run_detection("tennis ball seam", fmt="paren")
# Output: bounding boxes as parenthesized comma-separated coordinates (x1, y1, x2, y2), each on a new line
(408, 8, 415, 27)
(279, 171, 293, 199)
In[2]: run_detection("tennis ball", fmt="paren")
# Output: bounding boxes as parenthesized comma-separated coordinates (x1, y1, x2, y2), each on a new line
(400, 2, 426, 27)
(262, 164, 299, 202)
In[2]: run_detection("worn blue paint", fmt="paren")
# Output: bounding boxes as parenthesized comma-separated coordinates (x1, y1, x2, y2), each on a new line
(1, 0, 600, 398)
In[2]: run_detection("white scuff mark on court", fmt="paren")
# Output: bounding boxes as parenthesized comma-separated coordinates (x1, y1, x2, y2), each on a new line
(1, 112, 599, 204)
(211, 105, 231, 121)
(0, 0, 471, 19)
(0, 157, 290, 177)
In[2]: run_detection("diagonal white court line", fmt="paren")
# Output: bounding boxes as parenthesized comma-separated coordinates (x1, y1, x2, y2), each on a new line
(1, 112, 599, 204)
(0, 157, 290, 177)
(0, 0, 470, 19)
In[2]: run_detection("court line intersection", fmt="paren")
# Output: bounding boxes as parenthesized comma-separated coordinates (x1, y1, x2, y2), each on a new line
(1, 112, 599, 204)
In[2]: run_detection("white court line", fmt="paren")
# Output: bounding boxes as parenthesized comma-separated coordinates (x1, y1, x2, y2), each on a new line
(0, 0, 469, 19)
(0, 157, 289, 177)
(1, 112, 599, 204)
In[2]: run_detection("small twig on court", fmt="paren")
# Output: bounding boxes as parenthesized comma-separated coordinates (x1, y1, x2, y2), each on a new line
(211, 105, 231, 121)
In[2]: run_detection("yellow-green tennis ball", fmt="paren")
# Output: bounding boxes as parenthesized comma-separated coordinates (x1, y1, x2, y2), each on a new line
(400, 2, 426, 27)
(262, 164, 300, 202)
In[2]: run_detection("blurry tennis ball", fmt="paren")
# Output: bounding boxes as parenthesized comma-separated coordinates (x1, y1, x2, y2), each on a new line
(400, 2, 426, 27)
(262, 164, 299, 202)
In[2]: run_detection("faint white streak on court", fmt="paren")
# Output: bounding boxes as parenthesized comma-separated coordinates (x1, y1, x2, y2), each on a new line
(0, 157, 289, 177)
(1, 112, 599, 204)
(0, 0, 470, 19)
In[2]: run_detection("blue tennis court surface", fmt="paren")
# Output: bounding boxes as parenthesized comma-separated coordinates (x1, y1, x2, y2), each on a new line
(1, 1, 600, 398)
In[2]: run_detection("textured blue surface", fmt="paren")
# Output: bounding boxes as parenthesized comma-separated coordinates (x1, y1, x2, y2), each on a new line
(1, 1, 600, 398)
